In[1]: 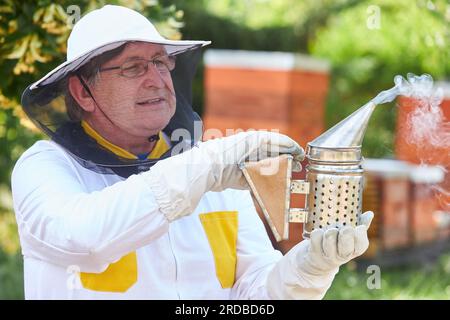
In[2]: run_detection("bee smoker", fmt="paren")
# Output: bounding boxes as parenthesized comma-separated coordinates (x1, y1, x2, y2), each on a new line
(240, 101, 377, 241)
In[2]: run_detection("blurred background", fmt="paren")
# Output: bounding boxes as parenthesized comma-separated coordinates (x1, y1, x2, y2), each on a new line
(0, 0, 449, 299)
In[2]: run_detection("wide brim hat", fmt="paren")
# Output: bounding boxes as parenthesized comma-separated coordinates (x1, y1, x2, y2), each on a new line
(22, 5, 211, 178)
(31, 5, 210, 89)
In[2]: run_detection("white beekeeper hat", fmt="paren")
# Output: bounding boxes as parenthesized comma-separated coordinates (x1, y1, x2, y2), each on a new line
(31, 4, 210, 89)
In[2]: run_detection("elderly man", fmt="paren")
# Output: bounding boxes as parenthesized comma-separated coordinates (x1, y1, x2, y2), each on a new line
(12, 5, 372, 299)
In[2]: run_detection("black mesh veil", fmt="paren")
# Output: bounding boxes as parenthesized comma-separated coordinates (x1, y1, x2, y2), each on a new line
(21, 45, 205, 178)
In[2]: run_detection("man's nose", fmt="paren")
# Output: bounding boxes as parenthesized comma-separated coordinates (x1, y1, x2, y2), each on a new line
(141, 63, 165, 88)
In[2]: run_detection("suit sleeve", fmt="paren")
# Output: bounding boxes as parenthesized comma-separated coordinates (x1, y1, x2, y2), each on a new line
(11, 142, 169, 273)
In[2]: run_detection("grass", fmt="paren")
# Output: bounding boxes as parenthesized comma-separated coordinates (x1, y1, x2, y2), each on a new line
(325, 253, 450, 299)
(0, 250, 23, 299)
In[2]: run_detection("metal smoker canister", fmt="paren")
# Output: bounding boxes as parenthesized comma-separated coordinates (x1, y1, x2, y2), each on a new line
(240, 101, 378, 242)
(303, 146, 363, 238)
(301, 101, 376, 238)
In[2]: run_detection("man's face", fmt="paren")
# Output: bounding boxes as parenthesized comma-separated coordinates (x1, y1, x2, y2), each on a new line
(88, 42, 176, 139)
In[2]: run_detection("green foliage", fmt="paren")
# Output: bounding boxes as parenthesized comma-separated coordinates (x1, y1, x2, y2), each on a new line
(311, 0, 449, 157)
(165, 0, 366, 51)
(313, 0, 450, 83)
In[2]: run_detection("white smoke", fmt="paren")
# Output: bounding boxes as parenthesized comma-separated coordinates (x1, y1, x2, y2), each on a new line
(394, 73, 449, 149)
(394, 73, 449, 211)
(368, 74, 449, 210)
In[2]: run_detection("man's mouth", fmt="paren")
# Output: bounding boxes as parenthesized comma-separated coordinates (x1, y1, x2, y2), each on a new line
(136, 97, 166, 106)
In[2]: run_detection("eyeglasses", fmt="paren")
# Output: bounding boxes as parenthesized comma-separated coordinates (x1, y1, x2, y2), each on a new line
(99, 55, 176, 78)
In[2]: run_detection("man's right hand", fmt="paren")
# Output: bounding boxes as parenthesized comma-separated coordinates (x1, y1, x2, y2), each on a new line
(145, 131, 304, 221)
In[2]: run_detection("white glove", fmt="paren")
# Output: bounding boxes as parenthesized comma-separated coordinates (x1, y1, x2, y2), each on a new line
(266, 211, 374, 299)
(145, 131, 304, 221)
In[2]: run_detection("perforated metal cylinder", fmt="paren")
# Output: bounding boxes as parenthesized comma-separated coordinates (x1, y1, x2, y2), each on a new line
(303, 163, 364, 238)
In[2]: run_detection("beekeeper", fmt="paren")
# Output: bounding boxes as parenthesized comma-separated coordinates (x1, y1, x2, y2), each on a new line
(12, 5, 373, 299)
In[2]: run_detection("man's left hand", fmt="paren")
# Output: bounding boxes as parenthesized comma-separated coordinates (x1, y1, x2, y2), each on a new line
(266, 211, 374, 299)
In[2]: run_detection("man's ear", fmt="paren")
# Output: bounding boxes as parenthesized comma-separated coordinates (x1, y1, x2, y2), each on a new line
(68, 75, 96, 112)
